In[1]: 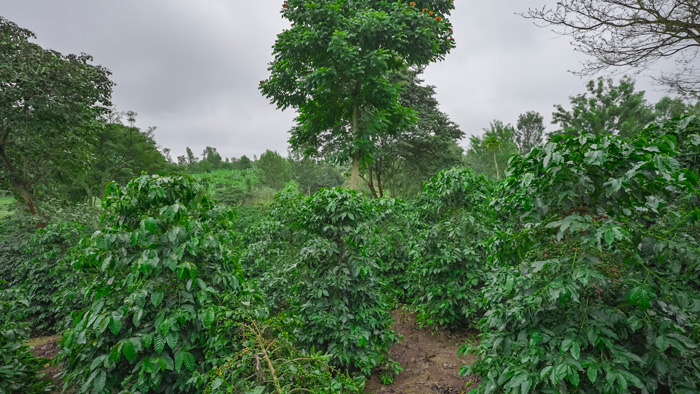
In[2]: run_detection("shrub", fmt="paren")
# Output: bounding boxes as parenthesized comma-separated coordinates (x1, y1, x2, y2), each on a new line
(20, 222, 90, 333)
(462, 132, 700, 393)
(293, 188, 400, 375)
(60, 174, 256, 394)
(242, 188, 401, 377)
(406, 168, 495, 328)
(0, 285, 54, 394)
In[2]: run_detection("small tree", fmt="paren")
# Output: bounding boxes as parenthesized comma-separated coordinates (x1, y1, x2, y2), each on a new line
(261, 0, 456, 190)
(552, 77, 655, 138)
(465, 120, 518, 180)
(514, 111, 545, 155)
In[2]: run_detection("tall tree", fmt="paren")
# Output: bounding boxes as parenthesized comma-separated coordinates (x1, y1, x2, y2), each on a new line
(260, 0, 456, 190)
(71, 119, 171, 202)
(465, 120, 519, 180)
(185, 147, 197, 167)
(233, 155, 253, 170)
(524, 0, 700, 96)
(552, 77, 655, 138)
(256, 150, 291, 190)
(654, 96, 700, 120)
(370, 68, 464, 198)
(0, 17, 113, 216)
(484, 135, 503, 180)
(290, 155, 344, 195)
(514, 111, 545, 155)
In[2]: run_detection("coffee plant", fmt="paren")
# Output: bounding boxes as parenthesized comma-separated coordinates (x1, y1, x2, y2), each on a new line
(461, 127, 700, 393)
(60, 175, 257, 394)
(362, 197, 417, 307)
(293, 188, 400, 375)
(240, 185, 307, 312)
(0, 285, 54, 394)
(407, 168, 494, 328)
(243, 188, 400, 377)
(18, 222, 90, 333)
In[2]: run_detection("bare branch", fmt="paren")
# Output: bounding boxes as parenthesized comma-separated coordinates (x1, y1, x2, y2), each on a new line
(522, 0, 700, 94)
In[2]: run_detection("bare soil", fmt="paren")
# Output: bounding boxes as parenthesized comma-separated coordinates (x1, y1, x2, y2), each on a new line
(27, 335, 62, 393)
(364, 309, 480, 394)
(26, 310, 481, 394)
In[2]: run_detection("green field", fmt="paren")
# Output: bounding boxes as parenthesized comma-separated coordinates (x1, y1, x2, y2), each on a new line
(0, 196, 14, 218)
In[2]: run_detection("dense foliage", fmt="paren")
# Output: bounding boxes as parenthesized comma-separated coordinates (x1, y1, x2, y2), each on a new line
(0, 17, 113, 216)
(60, 175, 257, 393)
(406, 168, 494, 328)
(461, 119, 700, 393)
(242, 187, 401, 379)
(4, 9, 700, 394)
(0, 286, 53, 394)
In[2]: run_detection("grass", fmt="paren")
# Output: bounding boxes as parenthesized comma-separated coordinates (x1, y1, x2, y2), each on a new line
(0, 196, 15, 218)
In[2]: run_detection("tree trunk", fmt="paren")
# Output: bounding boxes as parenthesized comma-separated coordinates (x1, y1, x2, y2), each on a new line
(493, 150, 500, 180)
(0, 143, 40, 216)
(367, 167, 378, 199)
(376, 161, 384, 198)
(350, 100, 361, 190)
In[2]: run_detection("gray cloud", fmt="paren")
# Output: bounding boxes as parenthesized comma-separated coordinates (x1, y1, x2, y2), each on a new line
(2, 0, 672, 159)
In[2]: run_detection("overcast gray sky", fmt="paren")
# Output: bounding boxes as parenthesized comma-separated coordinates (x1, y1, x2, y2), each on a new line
(2, 1, 672, 160)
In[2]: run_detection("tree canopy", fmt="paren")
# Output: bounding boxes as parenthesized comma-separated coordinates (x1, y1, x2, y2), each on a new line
(552, 77, 655, 138)
(0, 17, 113, 216)
(260, 0, 456, 190)
(364, 68, 464, 198)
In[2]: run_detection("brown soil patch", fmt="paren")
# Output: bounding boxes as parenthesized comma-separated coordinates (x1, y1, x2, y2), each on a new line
(27, 335, 62, 392)
(365, 309, 480, 394)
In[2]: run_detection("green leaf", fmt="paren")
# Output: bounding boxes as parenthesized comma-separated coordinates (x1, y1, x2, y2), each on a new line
(166, 331, 178, 350)
(184, 352, 196, 371)
(109, 345, 121, 364)
(175, 351, 184, 373)
(96, 316, 109, 334)
(142, 334, 153, 349)
(520, 379, 532, 394)
(132, 308, 144, 327)
(90, 355, 107, 371)
(93, 369, 106, 392)
(123, 340, 137, 363)
(567, 371, 580, 387)
(203, 309, 215, 328)
(154, 334, 165, 354)
(570, 342, 581, 360)
(617, 375, 628, 391)
(109, 316, 122, 336)
(151, 289, 164, 307)
(144, 217, 157, 233)
(507, 372, 528, 388)
(587, 366, 598, 384)
(628, 286, 651, 310)
(100, 255, 112, 271)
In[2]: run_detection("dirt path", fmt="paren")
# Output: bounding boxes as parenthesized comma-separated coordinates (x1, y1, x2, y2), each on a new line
(26, 312, 480, 394)
(364, 309, 480, 394)
(27, 335, 62, 393)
